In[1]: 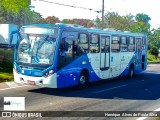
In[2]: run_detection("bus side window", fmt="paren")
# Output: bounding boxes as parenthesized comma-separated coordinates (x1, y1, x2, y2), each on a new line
(136, 38, 141, 52)
(128, 37, 135, 52)
(120, 36, 127, 52)
(101, 36, 110, 53)
(111, 36, 120, 52)
(78, 33, 89, 54)
(90, 34, 99, 53)
(142, 37, 146, 49)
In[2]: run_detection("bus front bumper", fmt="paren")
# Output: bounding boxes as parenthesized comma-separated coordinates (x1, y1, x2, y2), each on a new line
(13, 69, 58, 88)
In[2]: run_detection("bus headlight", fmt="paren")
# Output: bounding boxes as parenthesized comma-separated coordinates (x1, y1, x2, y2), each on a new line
(44, 70, 54, 77)
(49, 70, 54, 75)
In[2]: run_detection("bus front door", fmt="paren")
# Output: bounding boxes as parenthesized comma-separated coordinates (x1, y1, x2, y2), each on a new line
(100, 36, 110, 79)
(135, 37, 142, 71)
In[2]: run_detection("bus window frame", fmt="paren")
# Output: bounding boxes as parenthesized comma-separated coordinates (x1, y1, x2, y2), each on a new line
(120, 36, 128, 52)
(135, 37, 142, 52)
(89, 33, 100, 53)
(128, 36, 135, 52)
(100, 36, 110, 53)
(142, 37, 146, 50)
(111, 35, 120, 52)
(78, 32, 89, 53)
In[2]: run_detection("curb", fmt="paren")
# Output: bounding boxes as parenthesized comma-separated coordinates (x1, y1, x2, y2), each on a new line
(147, 62, 160, 64)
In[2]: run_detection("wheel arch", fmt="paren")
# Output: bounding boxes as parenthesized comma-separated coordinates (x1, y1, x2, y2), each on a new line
(129, 63, 135, 70)
(80, 68, 89, 80)
(128, 62, 135, 78)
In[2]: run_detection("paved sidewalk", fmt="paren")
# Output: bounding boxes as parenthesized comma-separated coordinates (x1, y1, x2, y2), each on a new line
(0, 82, 25, 90)
(0, 82, 9, 89)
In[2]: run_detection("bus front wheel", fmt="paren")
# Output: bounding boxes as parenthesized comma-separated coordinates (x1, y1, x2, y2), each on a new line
(78, 71, 88, 89)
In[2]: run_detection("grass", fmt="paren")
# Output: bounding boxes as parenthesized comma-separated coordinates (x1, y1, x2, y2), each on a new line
(0, 48, 14, 83)
(0, 72, 13, 83)
(147, 51, 159, 63)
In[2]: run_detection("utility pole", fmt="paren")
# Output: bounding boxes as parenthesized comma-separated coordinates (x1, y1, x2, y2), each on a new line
(102, 0, 105, 28)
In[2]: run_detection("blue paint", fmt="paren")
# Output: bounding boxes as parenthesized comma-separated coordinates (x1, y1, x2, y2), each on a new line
(13, 23, 148, 88)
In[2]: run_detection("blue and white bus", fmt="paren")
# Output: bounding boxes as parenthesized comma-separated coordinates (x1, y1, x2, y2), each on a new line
(12, 23, 147, 88)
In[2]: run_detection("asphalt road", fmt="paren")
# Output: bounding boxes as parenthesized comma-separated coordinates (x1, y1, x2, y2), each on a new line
(0, 63, 160, 120)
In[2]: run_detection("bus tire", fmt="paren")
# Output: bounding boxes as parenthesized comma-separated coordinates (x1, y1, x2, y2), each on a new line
(78, 71, 88, 89)
(128, 65, 134, 78)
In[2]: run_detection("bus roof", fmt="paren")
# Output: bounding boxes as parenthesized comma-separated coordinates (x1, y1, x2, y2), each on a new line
(22, 23, 146, 37)
(56, 23, 146, 37)
(22, 24, 57, 28)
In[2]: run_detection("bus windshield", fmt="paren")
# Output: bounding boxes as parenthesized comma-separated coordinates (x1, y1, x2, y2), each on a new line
(16, 27, 58, 66)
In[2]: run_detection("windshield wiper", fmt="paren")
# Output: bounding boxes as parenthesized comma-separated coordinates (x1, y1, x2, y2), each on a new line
(37, 35, 49, 49)
(35, 35, 49, 57)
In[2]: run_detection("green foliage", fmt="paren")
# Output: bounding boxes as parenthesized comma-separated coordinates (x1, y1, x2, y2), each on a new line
(0, 49, 13, 72)
(37, 17, 95, 28)
(148, 29, 160, 55)
(94, 12, 134, 30)
(94, 12, 151, 34)
(104, 12, 134, 31)
(62, 18, 94, 28)
(1, 0, 29, 15)
(0, 72, 13, 82)
(94, 12, 160, 57)
(94, 17, 103, 28)
(135, 13, 151, 24)
(147, 50, 159, 62)
(0, 0, 43, 25)
(0, 49, 14, 82)
(45, 16, 60, 24)
(23, 10, 43, 24)
(130, 13, 151, 34)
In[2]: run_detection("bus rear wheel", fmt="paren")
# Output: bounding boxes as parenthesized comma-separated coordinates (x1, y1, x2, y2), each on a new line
(78, 71, 88, 89)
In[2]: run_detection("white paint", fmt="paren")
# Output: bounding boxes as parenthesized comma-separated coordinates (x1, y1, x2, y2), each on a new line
(92, 84, 127, 94)
(6, 82, 18, 88)
(136, 107, 160, 120)
(13, 69, 58, 88)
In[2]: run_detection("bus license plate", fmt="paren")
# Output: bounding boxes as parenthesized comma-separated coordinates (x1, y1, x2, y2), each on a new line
(27, 80, 35, 85)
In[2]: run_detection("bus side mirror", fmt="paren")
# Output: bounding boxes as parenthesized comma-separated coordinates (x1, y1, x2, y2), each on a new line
(9, 34, 13, 47)
(9, 30, 19, 48)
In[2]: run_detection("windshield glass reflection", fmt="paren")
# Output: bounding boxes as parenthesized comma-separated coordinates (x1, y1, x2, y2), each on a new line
(17, 34, 57, 65)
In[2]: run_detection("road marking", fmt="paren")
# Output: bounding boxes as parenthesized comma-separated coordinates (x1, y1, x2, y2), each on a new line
(92, 84, 127, 94)
(6, 82, 18, 88)
(136, 107, 160, 120)
(0, 84, 29, 91)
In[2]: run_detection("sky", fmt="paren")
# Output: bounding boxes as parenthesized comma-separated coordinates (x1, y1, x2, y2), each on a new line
(31, 0, 160, 29)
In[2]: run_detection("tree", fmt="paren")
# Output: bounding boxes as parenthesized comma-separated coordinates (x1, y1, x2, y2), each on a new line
(135, 13, 151, 24)
(22, 10, 43, 24)
(0, 5, 7, 23)
(45, 16, 60, 24)
(62, 18, 94, 28)
(94, 17, 103, 28)
(130, 13, 151, 34)
(148, 29, 160, 55)
(94, 12, 134, 30)
(1, 0, 29, 15)
(0, 0, 43, 25)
